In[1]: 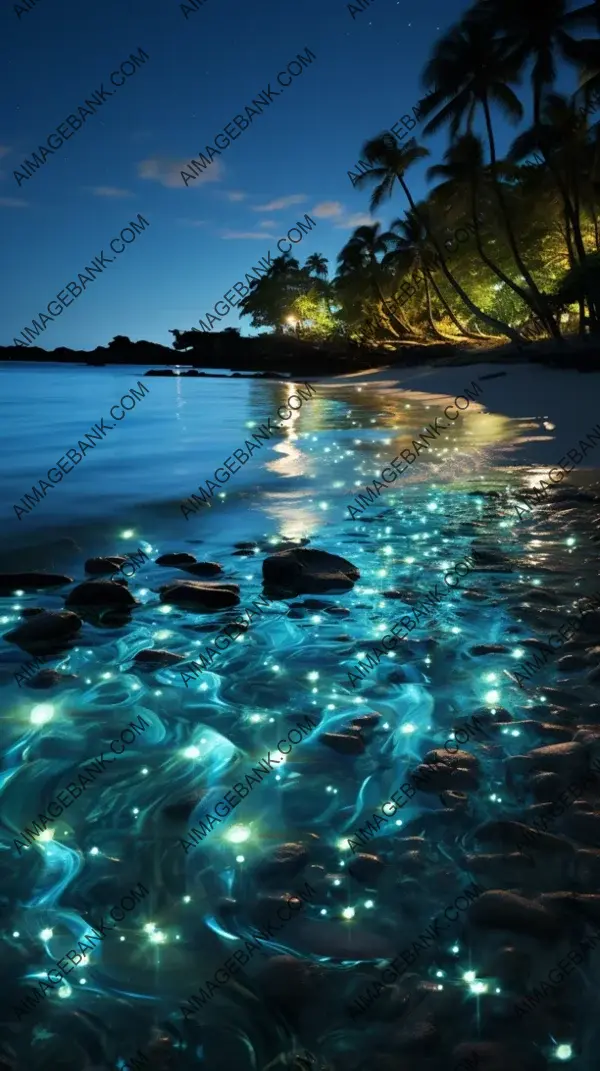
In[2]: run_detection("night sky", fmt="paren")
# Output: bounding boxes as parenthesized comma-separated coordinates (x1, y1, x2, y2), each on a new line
(0, 0, 578, 350)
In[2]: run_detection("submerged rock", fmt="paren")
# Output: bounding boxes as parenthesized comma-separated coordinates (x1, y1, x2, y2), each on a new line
(25, 669, 79, 689)
(254, 843, 310, 886)
(5, 610, 82, 651)
(159, 580, 240, 611)
(263, 547, 360, 596)
(133, 649, 186, 668)
(318, 731, 365, 755)
(65, 580, 137, 608)
(84, 556, 128, 576)
(180, 561, 224, 577)
(468, 890, 564, 937)
(0, 572, 72, 595)
(155, 552, 197, 566)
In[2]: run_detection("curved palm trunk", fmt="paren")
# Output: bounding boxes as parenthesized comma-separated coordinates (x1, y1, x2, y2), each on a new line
(374, 277, 412, 338)
(482, 94, 561, 341)
(469, 186, 541, 316)
(422, 269, 449, 340)
(425, 266, 485, 340)
(397, 176, 523, 343)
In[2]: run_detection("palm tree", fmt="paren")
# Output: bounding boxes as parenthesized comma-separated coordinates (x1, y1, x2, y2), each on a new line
(304, 253, 329, 278)
(470, 0, 599, 124)
(381, 211, 480, 340)
(426, 132, 543, 316)
(509, 93, 590, 267)
(337, 223, 411, 338)
(418, 15, 562, 339)
(354, 131, 522, 341)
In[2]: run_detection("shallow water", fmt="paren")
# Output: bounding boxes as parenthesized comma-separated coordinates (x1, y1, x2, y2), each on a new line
(2, 363, 600, 1071)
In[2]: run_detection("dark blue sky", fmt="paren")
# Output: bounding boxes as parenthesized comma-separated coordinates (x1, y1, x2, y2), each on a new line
(0, 0, 577, 350)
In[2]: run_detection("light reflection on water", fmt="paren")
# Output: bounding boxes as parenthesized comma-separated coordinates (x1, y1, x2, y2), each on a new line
(1, 364, 600, 1070)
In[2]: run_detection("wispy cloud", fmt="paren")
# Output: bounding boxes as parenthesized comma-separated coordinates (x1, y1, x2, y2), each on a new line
(312, 201, 344, 218)
(88, 186, 134, 198)
(0, 197, 28, 208)
(251, 194, 307, 212)
(334, 212, 378, 229)
(0, 146, 12, 160)
(259, 219, 275, 228)
(225, 190, 247, 201)
(177, 218, 206, 227)
(221, 230, 275, 240)
(138, 157, 223, 188)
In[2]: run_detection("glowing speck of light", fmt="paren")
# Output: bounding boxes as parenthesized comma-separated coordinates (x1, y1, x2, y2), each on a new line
(566, 537, 575, 547)
(404, 556, 415, 564)
(364, 900, 374, 908)
(39, 828, 55, 842)
(307, 671, 319, 682)
(101, 671, 112, 680)
(183, 745, 201, 759)
(119, 936, 126, 941)
(401, 723, 416, 734)
(452, 945, 459, 954)
(512, 648, 524, 659)
(271, 665, 280, 673)
(463, 970, 476, 983)
(141, 767, 149, 776)
(30, 704, 54, 726)
(337, 839, 351, 851)
(159, 605, 172, 614)
(121, 529, 134, 538)
(150, 930, 167, 944)
(143, 922, 156, 934)
(485, 690, 500, 704)
(250, 714, 262, 723)
(342, 907, 355, 919)
(470, 981, 488, 994)
(236, 855, 245, 863)
(79, 978, 87, 985)
(484, 672, 498, 683)
(555, 1045, 573, 1062)
(89, 846, 99, 856)
(225, 824, 251, 844)
(58, 984, 71, 998)
(395, 819, 403, 826)
(183, 895, 191, 903)
(333, 879, 341, 886)
(132, 807, 139, 816)
(40, 928, 53, 941)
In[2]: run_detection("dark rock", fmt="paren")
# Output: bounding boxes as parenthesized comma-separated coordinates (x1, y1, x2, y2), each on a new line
(347, 853, 386, 882)
(382, 590, 404, 599)
(579, 611, 600, 637)
(410, 763, 479, 792)
(473, 819, 573, 856)
(155, 552, 197, 567)
(393, 1021, 439, 1054)
(527, 741, 587, 775)
(159, 581, 240, 611)
(25, 669, 79, 689)
(0, 572, 73, 595)
(132, 649, 186, 668)
(318, 732, 365, 755)
(263, 547, 360, 596)
(5, 610, 82, 652)
(21, 608, 45, 617)
(468, 890, 564, 937)
(84, 556, 128, 576)
(324, 606, 350, 617)
(469, 644, 509, 656)
(65, 580, 137, 609)
(181, 562, 224, 577)
(255, 843, 310, 886)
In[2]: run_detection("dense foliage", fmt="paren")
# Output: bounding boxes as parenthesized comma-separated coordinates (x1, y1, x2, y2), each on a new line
(175, 0, 600, 350)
